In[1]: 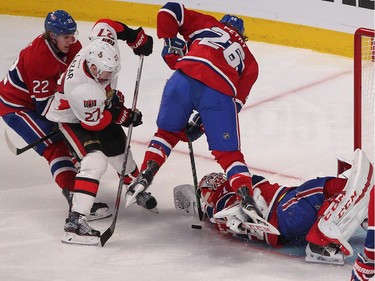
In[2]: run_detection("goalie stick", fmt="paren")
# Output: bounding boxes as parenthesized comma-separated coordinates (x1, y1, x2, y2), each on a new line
(100, 55, 144, 247)
(188, 141, 205, 222)
(5, 130, 58, 155)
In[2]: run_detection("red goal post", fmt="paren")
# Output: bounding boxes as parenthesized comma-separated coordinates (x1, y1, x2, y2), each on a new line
(338, 28, 374, 175)
(354, 27, 375, 164)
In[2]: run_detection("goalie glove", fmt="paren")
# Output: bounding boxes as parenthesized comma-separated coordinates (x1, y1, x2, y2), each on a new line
(108, 105, 143, 127)
(127, 27, 153, 56)
(214, 203, 249, 234)
(185, 113, 204, 142)
(162, 37, 187, 70)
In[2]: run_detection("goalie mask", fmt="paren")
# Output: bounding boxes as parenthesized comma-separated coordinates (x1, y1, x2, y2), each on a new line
(198, 172, 227, 207)
(86, 40, 121, 83)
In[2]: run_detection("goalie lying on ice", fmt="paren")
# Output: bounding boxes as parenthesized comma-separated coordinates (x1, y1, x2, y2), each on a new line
(174, 149, 374, 266)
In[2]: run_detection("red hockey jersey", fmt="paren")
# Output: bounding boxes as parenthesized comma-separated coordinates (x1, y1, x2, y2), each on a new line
(157, 2, 259, 106)
(0, 35, 81, 116)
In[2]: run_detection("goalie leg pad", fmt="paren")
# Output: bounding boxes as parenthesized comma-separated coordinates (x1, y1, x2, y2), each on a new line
(318, 149, 374, 256)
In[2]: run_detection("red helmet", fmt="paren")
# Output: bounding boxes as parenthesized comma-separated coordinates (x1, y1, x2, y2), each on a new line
(198, 172, 227, 207)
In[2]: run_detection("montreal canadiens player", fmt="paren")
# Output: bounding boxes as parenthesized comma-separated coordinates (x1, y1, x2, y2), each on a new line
(46, 18, 153, 245)
(0, 10, 110, 220)
(174, 149, 373, 268)
(351, 186, 374, 280)
(126, 2, 262, 221)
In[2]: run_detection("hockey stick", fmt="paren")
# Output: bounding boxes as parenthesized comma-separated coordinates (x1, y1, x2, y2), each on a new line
(5, 130, 58, 155)
(188, 141, 205, 221)
(100, 55, 144, 247)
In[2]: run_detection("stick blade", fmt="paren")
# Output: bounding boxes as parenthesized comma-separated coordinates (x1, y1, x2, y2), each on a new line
(100, 226, 115, 247)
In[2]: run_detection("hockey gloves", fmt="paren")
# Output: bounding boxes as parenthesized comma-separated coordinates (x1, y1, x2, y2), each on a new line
(105, 89, 125, 108)
(109, 105, 143, 127)
(162, 37, 187, 70)
(351, 253, 374, 281)
(214, 203, 249, 234)
(185, 113, 204, 142)
(127, 27, 153, 56)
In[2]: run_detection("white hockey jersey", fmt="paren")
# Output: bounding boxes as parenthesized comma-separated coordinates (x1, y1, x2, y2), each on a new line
(46, 21, 121, 129)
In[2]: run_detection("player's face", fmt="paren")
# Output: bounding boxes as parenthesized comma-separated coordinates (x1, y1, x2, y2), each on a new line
(97, 71, 114, 83)
(55, 34, 77, 54)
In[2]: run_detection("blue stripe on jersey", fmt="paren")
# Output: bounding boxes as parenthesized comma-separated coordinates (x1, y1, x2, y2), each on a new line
(227, 163, 249, 179)
(205, 205, 214, 219)
(149, 139, 172, 157)
(252, 174, 266, 186)
(9, 68, 28, 92)
(162, 2, 184, 25)
(216, 192, 235, 212)
(34, 99, 49, 115)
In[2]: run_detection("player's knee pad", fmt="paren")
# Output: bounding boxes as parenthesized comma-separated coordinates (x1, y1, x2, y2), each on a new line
(107, 149, 136, 176)
(78, 150, 108, 181)
(318, 149, 373, 256)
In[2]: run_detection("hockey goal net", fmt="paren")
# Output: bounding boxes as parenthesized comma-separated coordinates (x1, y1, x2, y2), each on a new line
(354, 28, 375, 165)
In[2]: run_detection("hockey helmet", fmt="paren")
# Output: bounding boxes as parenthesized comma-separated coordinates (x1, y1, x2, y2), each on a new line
(220, 14, 245, 35)
(86, 40, 121, 81)
(198, 172, 227, 207)
(44, 10, 77, 36)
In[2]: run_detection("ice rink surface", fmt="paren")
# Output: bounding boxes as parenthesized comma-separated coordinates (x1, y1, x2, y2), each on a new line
(0, 15, 367, 280)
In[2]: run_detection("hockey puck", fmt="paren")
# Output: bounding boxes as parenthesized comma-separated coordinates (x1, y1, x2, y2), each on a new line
(191, 224, 202, 229)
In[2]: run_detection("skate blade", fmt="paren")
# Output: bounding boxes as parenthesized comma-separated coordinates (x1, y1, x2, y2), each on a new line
(124, 184, 145, 207)
(61, 232, 100, 246)
(305, 252, 345, 265)
(147, 206, 159, 214)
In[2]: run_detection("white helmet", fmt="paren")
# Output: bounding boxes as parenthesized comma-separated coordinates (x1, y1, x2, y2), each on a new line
(86, 39, 121, 81)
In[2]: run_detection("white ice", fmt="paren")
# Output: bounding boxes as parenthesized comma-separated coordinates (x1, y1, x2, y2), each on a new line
(0, 15, 366, 281)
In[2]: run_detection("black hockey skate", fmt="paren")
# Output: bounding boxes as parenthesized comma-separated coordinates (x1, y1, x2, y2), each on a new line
(136, 191, 158, 213)
(125, 160, 159, 207)
(88, 202, 112, 221)
(62, 211, 100, 246)
(62, 189, 111, 221)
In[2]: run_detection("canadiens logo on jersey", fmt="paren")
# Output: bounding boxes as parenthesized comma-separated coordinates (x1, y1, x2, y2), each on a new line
(84, 99, 97, 108)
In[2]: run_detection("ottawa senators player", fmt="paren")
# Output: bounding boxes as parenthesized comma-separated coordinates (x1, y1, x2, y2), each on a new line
(46, 17, 154, 245)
